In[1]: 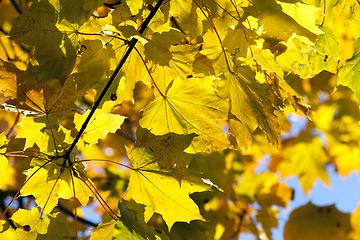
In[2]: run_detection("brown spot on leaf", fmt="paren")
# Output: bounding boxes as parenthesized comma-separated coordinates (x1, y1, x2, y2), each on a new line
(23, 225, 31, 232)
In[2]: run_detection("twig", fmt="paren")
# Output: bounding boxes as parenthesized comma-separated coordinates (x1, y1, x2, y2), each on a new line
(63, 0, 166, 160)
(6, 112, 20, 138)
(56, 203, 98, 227)
(9, 0, 22, 15)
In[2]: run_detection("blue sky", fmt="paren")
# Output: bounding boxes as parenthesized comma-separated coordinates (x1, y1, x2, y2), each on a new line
(239, 113, 360, 240)
(239, 166, 360, 240)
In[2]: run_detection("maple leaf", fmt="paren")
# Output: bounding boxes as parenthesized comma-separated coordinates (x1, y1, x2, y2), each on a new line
(308, 25, 341, 74)
(127, 147, 212, 228)
(90, 220, 116, 240)
(284, 203, 351, 240)
(144, 24, 185, 66)
(16, 116, 49, 152)
(74, 110, 126, 146)
(224, 71, 282, 150)
(278, 139, 329, 193)
(0, 60, 90, 117)
(139, 76, 230, 153)
(113, 200, 168, 240)
(9, 2, 75, 85)
(20, 158, 93, 215)
(75, 39, 116, 85)
(10, 208, 68, 240)
(136, 127, 195, 182)
(338, 38, 360, 103)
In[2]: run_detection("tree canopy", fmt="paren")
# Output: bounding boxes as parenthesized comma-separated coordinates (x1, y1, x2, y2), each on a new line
(0, 0, 360, 239)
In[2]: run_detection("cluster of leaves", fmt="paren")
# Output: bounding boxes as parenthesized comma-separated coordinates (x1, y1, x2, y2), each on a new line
(0, 0, 360, 239)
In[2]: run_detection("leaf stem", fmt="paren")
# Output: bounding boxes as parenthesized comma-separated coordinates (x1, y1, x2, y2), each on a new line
(6, 112, 20, 138)
(63, 0, 165, 160)
(75, 159, 135, 170)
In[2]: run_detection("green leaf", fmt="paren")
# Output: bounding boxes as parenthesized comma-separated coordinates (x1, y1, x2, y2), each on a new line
(338, 38, 360, 102)
(309, 25, 341, 74)
(224, 71, 282, 150)
(90, 220, 116, 240)
(76, 39, 116, 84)
(144, 24, 185, 66)
(127, 147, 212, 228)
(139, 76, 230, 153)
(9, 1, 77, 85)
(136, 127, 195, 182)
(113, 200, 168, 240)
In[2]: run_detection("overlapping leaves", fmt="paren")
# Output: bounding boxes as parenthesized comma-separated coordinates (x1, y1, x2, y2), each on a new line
(1, 0, 359, 239)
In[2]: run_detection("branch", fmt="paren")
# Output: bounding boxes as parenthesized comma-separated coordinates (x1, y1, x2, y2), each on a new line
(9, 0, 22, 15)
(56, 203, 98, 227)
(63, 0, 166, 159)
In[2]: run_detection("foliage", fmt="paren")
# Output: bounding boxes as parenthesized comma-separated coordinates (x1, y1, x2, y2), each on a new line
(0, 0, 359, 239)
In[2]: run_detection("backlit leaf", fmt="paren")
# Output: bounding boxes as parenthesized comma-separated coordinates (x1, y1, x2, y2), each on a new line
(90, 220, 116, 240)
(74, 111, 126, 146)
(21, 158, 93, 215)
(139, 76, 230, 153)
(113, 201, 168, 240)
(127, 147, 212, 228)
(9, 1, 77, 85)
(278, 139, 329, 193)
(338, 38, 360, 102)
(224, 71, 282, 150)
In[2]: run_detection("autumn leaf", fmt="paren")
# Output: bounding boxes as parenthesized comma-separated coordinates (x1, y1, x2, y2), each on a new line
(9, 1, 76, 85)
(278, 139, 329, 193)
(74, 110, 126, 146)
(136, 127, 196, 182)
(338, 38, 360, 103)
(0, 61, 90, 116)
(0, 133, 8, 189)
(20, 158, 93, 215)
(223, 70, 282, 150)
(127, 147, 212, 228)
(113, 200, 168, 240)
(139, 76, 230, 153)
(90, 220, 116, 240)
(284, 203, 351, 240)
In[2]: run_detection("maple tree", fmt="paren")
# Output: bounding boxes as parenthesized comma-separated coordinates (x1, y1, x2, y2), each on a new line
(0, 0, 360, 239)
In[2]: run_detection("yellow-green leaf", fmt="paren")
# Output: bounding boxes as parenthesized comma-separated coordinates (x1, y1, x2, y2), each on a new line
(225, 71, 282, 150)
(74, 111, 126, 146)
(90, 220, 116, 240)
(284, 203, 351, 240)
(139, 76, 230, 153)
(127, 147, 212, 228)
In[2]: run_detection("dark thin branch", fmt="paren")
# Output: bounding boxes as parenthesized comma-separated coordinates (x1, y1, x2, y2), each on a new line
(56, 203, 98, 227)
(0, 26, 32, 55)
(9, 0, 22, 15)
(63, 0, 166, 159)
(0, 26, 7, 35)
(0, 191, 15, 229)
(6, 112, 20, 138)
